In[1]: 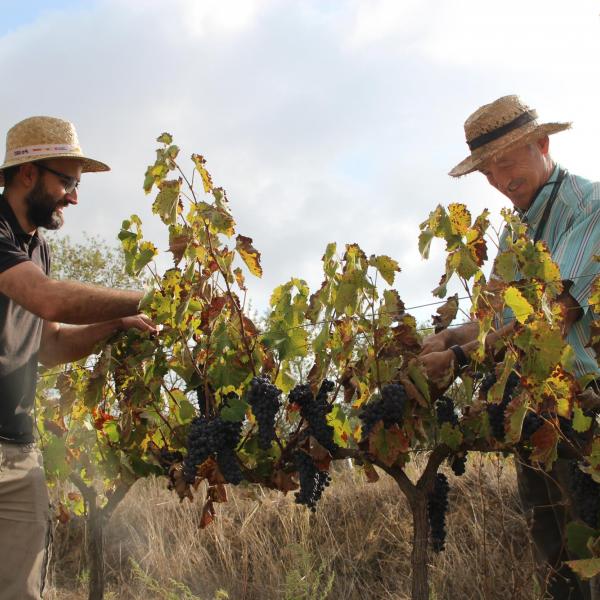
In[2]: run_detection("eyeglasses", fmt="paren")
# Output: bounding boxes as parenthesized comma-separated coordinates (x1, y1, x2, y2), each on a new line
(35, 163, 80, 194)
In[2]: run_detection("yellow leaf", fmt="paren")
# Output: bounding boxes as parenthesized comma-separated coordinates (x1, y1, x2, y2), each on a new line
(504, 286, 533, 324)
(191, 154, 213, 193)
(235, 234, 263, 278)
(448, 203, 471, 235)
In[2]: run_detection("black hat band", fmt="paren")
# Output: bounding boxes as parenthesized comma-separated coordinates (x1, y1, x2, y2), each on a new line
(467, 110, 538, 151)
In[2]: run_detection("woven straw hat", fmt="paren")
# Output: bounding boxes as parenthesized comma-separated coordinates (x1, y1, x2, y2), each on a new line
(449, 95, 571, 178)
(0, 116, 110, 186)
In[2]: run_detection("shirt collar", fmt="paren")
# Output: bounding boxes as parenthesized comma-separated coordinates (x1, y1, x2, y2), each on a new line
(519, 164, 562, 228)
(0, 193, 40, 246)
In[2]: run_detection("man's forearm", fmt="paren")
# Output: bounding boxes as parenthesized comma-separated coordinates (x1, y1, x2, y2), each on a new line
(45, 280, 142, 324)
(442, 321, 480, 347)
(459, 322, 515, 359)
(39, 320, 122, 367)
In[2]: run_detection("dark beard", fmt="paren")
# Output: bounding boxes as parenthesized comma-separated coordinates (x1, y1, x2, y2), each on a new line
(24, 179, 64, 230)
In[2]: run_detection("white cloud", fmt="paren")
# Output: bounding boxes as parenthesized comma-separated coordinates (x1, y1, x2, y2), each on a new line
(1, 0, 599, 320)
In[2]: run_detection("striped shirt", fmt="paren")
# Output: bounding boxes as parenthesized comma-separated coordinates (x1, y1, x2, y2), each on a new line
(498, 164, 600, 378)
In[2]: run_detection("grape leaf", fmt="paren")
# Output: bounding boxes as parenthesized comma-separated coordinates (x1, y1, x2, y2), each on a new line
(236, 234, 263, 278)
(432, 294, 458, 333)
(566, 558, 600, 580)
(153, 179, 182, 225)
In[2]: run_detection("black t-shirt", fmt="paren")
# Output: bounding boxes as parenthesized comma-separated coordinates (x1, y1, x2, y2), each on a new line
(0, 194, 50, 443)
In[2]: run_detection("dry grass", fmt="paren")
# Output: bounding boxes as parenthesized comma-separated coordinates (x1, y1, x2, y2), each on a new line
(46, 455, 544, 600)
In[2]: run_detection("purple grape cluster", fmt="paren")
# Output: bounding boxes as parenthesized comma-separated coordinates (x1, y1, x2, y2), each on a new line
(294, 450, 331, 512)
(247, 376, 282, 450)
(359, 383, 408, 438)
(436, 396, 458, 427)
(183, 417, 243, 484)
(289, 380, 337, 454)
(569, 462, 600, 528)
(483, 371, 520, 441)
(449, 453, 467, 476)
(428, 473, 450, 553)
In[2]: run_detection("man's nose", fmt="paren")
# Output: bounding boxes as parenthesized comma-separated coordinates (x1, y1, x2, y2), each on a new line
(64, 188, 78, 205)
(492, 172, 511, 193)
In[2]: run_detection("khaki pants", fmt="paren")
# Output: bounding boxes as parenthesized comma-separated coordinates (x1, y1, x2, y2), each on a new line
(0, 442, 51, 600)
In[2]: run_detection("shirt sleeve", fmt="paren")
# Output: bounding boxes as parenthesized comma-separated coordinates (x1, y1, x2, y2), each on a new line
(0, 224, 31, 275)
(552, 202, 600, 310)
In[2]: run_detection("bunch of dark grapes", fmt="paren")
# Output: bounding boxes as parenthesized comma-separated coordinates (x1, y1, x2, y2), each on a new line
(428, 473, 450, 552)
(293, 450, 331, 512)
(521, 412, 544, 441)
(436, 396, 458, 427)
(195, 384, 206, 415)
(359, 383, 408, 438)
(289, 381, 337, 454)
(449, 453, 468, 476)
(183, 417, 243, 485)
(247, 376, 282, 450)
(569, 462, 600, 528)
(483, 371, 521, 441)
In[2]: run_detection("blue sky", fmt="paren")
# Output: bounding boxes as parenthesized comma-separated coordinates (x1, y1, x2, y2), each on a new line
(2, 0, 600, 322)
(0, 0, 84, 35)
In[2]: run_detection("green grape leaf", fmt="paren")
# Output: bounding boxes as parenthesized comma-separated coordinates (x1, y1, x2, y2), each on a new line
(566, 558, 600, 580)
(494, 251, 517, 282)
(573, 406, 593, 433)
(153, 179, 182, 225)
(335, 270, 364, 315)
(505, 401, 527, 444)
(418, 229, 434, 259)
(407, 360, 431, 404)
(567, 522, 598, 559)
(368, 254, 400, 285)
(327, 405, 352, 448)
(440, 422, 463, 451)
(220, 396, 249, 422)
(43, 435, 70, 479)
(368, 422, 409, 467)
(157, 132, 173, 145)
(103, 420, 120, 444)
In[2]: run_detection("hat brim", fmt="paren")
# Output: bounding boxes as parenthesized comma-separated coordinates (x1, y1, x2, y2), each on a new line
(448, 121, 571, 178)
(0, 154, 110, 187)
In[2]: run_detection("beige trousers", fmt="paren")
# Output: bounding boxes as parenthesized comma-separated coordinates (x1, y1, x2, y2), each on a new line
(0, 442, 51, 600)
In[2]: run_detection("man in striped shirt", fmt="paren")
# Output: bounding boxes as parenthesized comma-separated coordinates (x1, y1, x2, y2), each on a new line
(420, 95, 600, 600)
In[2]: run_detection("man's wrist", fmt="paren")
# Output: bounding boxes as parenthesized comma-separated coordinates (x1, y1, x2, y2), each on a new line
(449, 345, 469, 371)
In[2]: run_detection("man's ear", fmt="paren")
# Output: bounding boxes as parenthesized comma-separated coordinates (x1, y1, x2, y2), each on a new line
(18, 163, 39, 189)
(536, 135, 550, 156)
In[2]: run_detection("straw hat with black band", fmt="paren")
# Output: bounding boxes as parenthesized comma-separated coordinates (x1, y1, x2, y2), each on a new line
(449, 95, 571, 178)
(0, 116, 110, 187)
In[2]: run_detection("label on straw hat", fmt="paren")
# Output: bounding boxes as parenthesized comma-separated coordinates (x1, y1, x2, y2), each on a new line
(8, 144, 81, 160)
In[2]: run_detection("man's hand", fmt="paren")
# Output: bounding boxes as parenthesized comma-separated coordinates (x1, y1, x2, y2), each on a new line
(120, 314, 158, 334)
(419, 349, 456, 383)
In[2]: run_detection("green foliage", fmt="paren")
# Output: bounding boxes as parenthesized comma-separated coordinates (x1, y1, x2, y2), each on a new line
(47, 233, 140, 289)
(129, 558, 228, 600)
(283, 544, 335, 600)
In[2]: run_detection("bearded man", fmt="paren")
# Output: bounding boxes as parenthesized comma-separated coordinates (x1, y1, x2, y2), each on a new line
(0, 116, 156, 599)
(419, 95, 600, 600)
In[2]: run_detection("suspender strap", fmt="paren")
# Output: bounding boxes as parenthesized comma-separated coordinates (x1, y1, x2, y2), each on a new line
(533, 168, 566, 243)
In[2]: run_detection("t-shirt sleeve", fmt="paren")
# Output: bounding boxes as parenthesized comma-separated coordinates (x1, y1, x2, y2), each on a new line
(553, 203, 600, 309)
(0, 224, 31, 274)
